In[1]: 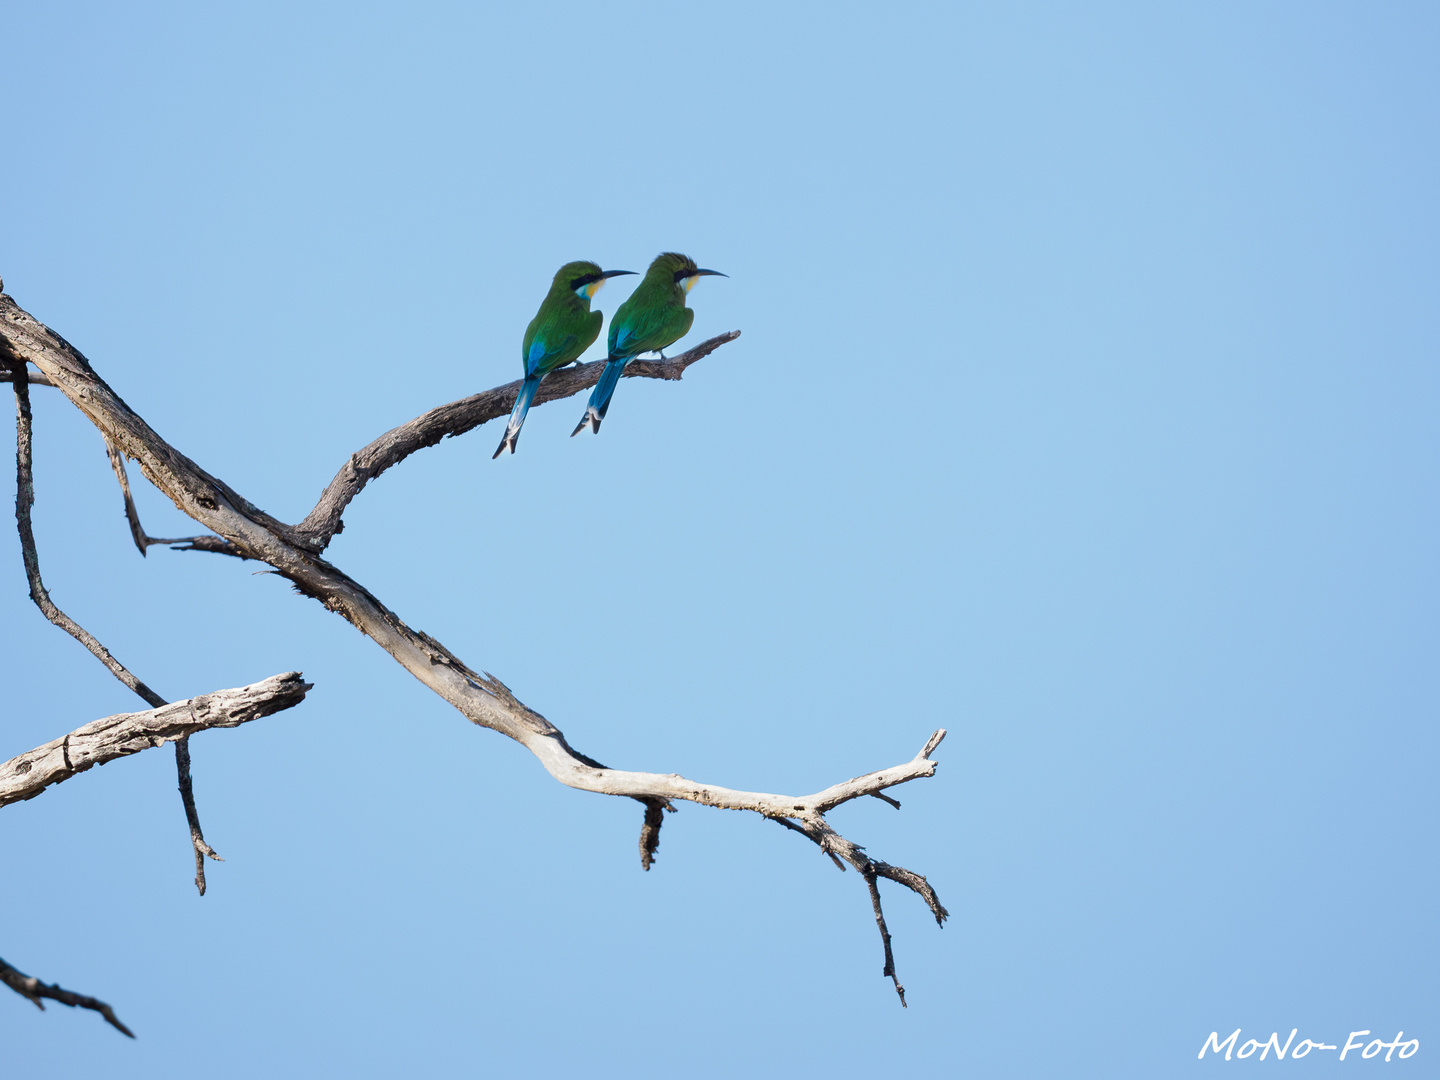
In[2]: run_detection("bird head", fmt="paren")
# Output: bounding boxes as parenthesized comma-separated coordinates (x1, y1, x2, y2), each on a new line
(649, 252, 727, 297)
(554, 261, 636, 302)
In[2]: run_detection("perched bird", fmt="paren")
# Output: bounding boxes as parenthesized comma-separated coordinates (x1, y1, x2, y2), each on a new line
(493, 261, 635, 458)
(571, 252, 726, 437)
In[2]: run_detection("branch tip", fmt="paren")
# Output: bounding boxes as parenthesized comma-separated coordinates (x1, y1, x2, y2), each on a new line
(0, 957, 135, 1038)
(918, 729, 946, 760)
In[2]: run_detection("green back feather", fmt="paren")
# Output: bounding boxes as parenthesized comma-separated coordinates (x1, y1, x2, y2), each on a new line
(607, 253, 700, 359)
(521, 260, 607, 376)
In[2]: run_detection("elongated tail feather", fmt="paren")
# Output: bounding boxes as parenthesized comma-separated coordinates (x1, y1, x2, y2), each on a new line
(570, 357, 628, 437)
(493, 374, 542, 458)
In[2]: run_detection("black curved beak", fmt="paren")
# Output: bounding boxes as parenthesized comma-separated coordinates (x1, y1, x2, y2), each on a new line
(599, 269, 638, 279)
(693, 269, 727, 278)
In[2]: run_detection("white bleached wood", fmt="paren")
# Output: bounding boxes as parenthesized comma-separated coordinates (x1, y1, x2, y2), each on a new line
(0, 673, 311, 808)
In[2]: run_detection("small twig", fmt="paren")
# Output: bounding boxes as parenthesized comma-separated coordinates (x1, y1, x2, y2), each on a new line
(10, 366, 164, 709)
(861, 869, 906, 1007)
(768, 808, 948, 1004)
(175, 734, 223, 894)
(872, 860, 949, 926)
(102, 434, 223, 556)
(0, 955, 134, 1037)
(870, 792, 902, 810)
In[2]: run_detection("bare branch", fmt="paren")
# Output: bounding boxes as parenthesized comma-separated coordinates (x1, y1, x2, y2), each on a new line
(103, 434, 224, 556)
(770, 808, 950, 1005)
(862, 869, 905, 1007)
(291, 330, 741, 552)
(175, 734, 223, 895)
(8, 363, 264, 886)
(0, 290, 944, 1000)
(873, 860, 949, 926)
(0, 955, 134, 1037)
(0, 672, 312, 808)
(0, 366, 56, 387)
(9, 364, 164, 710)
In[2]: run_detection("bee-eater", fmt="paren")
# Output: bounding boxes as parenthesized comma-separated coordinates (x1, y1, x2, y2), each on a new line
(570, 252, 726, 437)
(493, 261, 635, 458)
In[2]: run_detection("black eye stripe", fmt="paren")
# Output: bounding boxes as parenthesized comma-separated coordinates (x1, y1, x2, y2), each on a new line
(672, 269, 694, 283)
(571, 273, 600, 289)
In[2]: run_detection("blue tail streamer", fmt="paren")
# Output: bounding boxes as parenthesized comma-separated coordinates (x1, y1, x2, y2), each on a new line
(493, 374, 542, 458)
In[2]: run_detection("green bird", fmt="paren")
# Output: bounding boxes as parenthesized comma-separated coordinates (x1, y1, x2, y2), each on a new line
(571, 252, 726, 437)
(494, 260, 635, 458)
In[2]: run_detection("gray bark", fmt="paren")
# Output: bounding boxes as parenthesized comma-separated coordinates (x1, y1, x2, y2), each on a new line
(0, 956, 134, 1038)
(0, 285, 945, 1004)
(0, 672, 312, 808)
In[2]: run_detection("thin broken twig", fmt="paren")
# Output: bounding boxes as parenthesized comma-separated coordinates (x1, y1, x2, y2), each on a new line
(0, 955, 134, 1038)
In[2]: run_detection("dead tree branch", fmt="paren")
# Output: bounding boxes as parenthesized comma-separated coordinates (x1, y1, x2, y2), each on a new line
(10, 365, 165, 709)
(0, 288, 945, 1000)
(0, 956, 134, 1038)
(291, 329, 741, 552)
(9, 361, 239, 892)
(0, 672, 312, 808)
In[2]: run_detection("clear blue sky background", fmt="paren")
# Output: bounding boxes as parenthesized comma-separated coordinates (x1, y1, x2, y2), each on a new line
(2, 2, 1436, 1076)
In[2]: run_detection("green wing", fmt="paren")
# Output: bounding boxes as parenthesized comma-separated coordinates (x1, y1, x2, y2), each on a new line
(610, 300, 693, 359)
(523, 308, 602, 376)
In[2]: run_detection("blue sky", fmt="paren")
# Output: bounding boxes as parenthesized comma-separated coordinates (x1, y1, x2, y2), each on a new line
(2, 2, 1437, 1075)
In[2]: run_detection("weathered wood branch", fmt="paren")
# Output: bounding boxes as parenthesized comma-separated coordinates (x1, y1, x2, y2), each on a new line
(0, 956, 134, 1038)
(291, 329, 741, 552)
(0, 288, 945, 1000)
(0, 668, 309, 1034)
(10, 363, 248, 892)
(0, 672, 312, 808)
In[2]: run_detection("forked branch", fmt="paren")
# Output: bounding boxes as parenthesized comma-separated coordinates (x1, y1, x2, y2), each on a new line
(9, 361, 247, 893)
(0, 287, 946, 1002)
(103, 434, 233, 557)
